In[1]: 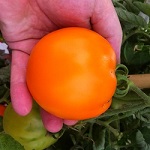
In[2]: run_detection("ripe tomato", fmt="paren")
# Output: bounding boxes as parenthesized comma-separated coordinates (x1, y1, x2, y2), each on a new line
(0, 104, 6, 116)
(3, 102, 60, 150)
(26, 27, 117, 120)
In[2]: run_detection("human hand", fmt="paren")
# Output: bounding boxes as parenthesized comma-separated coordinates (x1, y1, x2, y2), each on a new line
(0, 0, 122, 133)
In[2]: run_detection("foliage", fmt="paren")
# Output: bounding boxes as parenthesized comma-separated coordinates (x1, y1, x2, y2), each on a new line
(0, 0, 150, 150)
(113, 0, 150, 74)
(0, 132, 24, 150)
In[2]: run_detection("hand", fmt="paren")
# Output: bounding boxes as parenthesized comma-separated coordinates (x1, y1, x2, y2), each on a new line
(0, 0, 122, 133)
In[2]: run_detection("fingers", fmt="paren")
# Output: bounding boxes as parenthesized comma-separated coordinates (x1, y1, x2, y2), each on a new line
(91, 0, 122, 63)
(10, 50, 32, 116)
(40, 108, 78, 133)
(63, 120, 78, 126)
(40, 108, 64, 133)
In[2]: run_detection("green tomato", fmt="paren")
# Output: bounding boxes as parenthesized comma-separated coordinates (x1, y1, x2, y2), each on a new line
(3, 102, 60, 150)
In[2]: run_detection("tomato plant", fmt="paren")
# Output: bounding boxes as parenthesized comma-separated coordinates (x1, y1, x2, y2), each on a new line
(0, 1, 150, 149)
(26, 27, 117, 120)
(0, 104, 6, 116)
(3, 102, 60, 150)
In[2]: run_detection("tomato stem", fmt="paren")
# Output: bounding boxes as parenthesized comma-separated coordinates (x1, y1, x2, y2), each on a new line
(129, 81, 150, 104)
(98, 103, 149, 119)
(106, 111, 135, 124)
(96, 120, 121, 138)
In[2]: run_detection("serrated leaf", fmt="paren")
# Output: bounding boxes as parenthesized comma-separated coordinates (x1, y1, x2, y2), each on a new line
(116, 7, 148, 27)
(140, 127, 150, 144)
(133, 2, 150, 17)
(0, 65, 10, 85)
(121, 37, 150, 73)
(136, 108, 150, 123)
(0, 133, 24, 150)
(137, 113, 150, 124)
(129, 48, 150, 66)
(92, 124, 106, 150)
(124, 0, 140, 14)
(113, 1, 127, 10)
(136, 130, 150, 150)
(0, 85, 7, 99)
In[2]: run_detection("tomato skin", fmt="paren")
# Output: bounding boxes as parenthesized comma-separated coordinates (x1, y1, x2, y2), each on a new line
(0, 104, 6, 117)
(26, 27, 117, 120)
(3, 102, 59, 150)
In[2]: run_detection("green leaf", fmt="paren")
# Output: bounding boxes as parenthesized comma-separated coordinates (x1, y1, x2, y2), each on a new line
(116, 7, 148, 27)
(121, 36, 150, 73)
(113, 1, 127, 10)
(121, 23, 150, 73)
(0, 132, 24, 150)
(0, 85, 7, 99)
(133, 2, 150, 17)
(140, 127, 150, 144)
(92, 125, 106, 150)
(136, 130, 150, 150)
(0, 65, 10, 85)
(136, 108, 150, 123)
(124, 0, 140, 14)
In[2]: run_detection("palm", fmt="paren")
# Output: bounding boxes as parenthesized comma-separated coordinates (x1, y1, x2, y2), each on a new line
(0, 0, 122, 132)
(0, 1, 93, 53)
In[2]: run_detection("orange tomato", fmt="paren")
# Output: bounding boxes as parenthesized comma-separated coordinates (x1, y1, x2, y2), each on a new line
(0, 104, 6, 116)
(26, 27, 117, 120)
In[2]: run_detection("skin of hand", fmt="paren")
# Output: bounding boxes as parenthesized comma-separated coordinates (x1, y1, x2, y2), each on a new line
(0, 0, 122, 133)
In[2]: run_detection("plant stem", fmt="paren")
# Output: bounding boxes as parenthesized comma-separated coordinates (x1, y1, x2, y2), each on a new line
(129, 81, 150, 103)
(96, 120, 121, 138)
(106, 111, 135, 124)
(97, 103, 149, 119)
